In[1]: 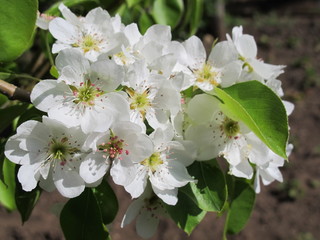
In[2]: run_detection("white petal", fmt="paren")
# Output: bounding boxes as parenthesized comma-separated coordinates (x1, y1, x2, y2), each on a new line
(152, 185, 178, 205)
(49, 18, 78, 44)
(53, 165, 85, 198)
(30, 80, 69, 112)
(58, 3, 81, 26)
(182, 36, 206, 69)
(56, 48, 90, 76)
(90, 59, 124, 92)
(235, 35, 257, 59)
(124, 23, 142, 45)
(85, 7, 110, 25)
(208, 41, 238, 68)
(79, 153, 110, 184)
(144, 24, 171, 44)
(220, 61, 242, 88)
(17, 163, 41, 191)
(186, 93, 220, 124)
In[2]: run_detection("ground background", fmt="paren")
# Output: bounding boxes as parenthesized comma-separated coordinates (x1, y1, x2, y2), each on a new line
(1, 0, 320, 239)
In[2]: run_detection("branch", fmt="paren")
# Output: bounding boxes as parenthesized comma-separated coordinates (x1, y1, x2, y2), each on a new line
(0, 79, 31, 103)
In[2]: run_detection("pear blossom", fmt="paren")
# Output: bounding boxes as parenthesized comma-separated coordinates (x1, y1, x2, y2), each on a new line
(180, 35, 242, 91)
(31, 49, 129, 133)
(110, 127, 196, 205)
(49, 4, 126, 61)
(4, 117, 89, 198)
(227, 26, 285, 82)
(79, 121, 153, 184)
(124, 60, 181, 131)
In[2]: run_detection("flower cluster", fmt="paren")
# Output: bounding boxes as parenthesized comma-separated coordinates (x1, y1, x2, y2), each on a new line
(5, 4, 293, 239)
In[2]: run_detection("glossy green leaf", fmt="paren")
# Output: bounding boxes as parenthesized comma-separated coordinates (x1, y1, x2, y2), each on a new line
(15, 183, 41, 223)
(182, 160, 227, 212)
(152, 0, 184, 29)
(0, 103, 29, 134)
(165, 190, 206, 235)
(214, 81, 288, 159)
(138, 11, 155, 34)
(92, 179, 118, 225)
(225, 179, 256, 235)
(0, 158, 16, 210)
(60, 188, 109, 240)
(0, 0, 38, 62)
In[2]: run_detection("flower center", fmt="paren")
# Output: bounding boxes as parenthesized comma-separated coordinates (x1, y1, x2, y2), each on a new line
(195, 63, 221, 87)
(222, 117, 240, 138)
(47, 137, 79, 166)
(71, 80, 104, 106)
(72, 35, 101, 53)
(98, 133, 128, 160)
(126, 88, 151, 118)
(141, 152, 163, 173)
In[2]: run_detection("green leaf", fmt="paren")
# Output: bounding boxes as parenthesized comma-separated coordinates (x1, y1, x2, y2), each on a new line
(188, 0, 203, 35)
(225, 178, 256, 235)
(126, 0, 142, 8)
(165, 190, 206, 235)
(214, 81, 288, 159)
(152, 0, 184, 29)
(15, 183, 41, 223)
(92, 179, 118, 225)
(182, 160, 227, 212)
(60, 188, 109, 240)
(0, 158, 16, 210)
(138, 11, 155, 34)
(17, 106, 45, 126)
(0, 0, 38, 62)
(0, 103, 29, 134)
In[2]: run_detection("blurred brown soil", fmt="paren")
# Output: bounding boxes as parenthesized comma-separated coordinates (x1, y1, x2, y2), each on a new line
(1, 1, 320, 240)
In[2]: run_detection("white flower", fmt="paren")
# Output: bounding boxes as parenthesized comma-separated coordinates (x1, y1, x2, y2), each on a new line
(121, 185, 166, 239)
(110, 127, 196, 205)
(185, 94, 253, 178)
(246, 133, 293, 193)
(4, 117, 89, 198)
(227, 26, 285, 82)
(181, 35, 242, 91)
(31, 49, 130, 133)
(124, 60, 181, 131)
(79, 121, 153, 184)
(49, 4, 126, 61)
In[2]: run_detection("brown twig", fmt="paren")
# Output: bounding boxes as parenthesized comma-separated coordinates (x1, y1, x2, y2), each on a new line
(0, 79, 31, 103)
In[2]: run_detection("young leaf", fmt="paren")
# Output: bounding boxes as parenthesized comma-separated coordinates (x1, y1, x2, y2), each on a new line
(224, 178, 256, 235)
(60, 188, 109, 240)
(165, 190, 206, 235)
(182, 160, 227, 212)
(0, 158, 17, 210)
(0, 0, 38, 62)
(15, 182, 41, 223)
(214, 81, 288, 159)
(92, 179, 119, 225)
(152, 0, 184, 29)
